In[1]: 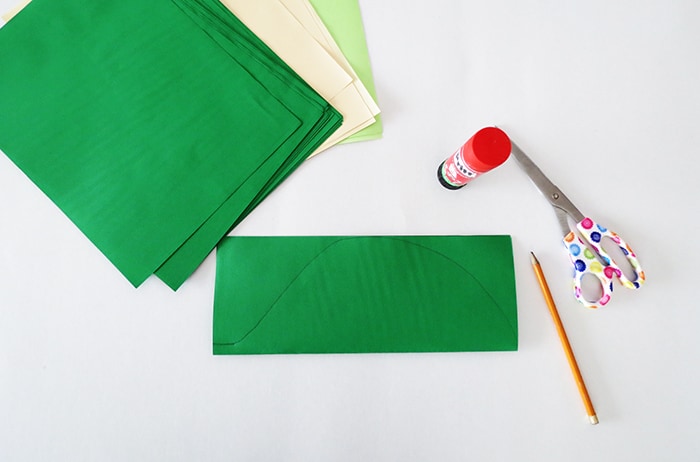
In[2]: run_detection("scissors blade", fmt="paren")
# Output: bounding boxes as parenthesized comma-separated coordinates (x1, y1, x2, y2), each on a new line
(510, 140, 585, 230)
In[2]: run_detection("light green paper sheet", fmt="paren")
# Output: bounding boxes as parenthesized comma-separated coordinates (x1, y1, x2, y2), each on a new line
(213, 235, 518, 354)
(307, 0, 383, 142)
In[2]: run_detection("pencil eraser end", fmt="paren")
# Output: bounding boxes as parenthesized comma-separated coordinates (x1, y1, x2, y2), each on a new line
(589, 415, 599, 425)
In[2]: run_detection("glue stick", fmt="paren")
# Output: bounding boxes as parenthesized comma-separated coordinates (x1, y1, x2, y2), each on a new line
(437, 127, 511, 189)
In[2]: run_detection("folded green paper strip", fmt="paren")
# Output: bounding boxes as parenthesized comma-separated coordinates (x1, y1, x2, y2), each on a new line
(213, 235, 518, 354)
(0, 0, 342, 288)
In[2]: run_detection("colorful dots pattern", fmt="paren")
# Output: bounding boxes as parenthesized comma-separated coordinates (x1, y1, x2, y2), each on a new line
(561, 216, 645, 309)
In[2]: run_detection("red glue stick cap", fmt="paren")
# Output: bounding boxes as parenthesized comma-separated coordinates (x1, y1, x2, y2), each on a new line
(464, 127, 512, 173)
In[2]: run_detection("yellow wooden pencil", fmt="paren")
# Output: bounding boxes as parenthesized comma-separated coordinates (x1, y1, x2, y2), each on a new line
(530, 251, 599, 425)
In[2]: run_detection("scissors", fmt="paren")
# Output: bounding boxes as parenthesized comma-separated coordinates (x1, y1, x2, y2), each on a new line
(510, 139, 645, 309)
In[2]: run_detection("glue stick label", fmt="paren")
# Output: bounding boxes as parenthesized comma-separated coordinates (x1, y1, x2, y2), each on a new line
(441, 146, 479, 187)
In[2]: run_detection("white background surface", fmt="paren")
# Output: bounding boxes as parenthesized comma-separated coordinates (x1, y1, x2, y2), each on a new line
(1, 1, 699, 460)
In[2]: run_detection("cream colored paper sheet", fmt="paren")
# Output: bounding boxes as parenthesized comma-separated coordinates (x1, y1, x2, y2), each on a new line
(221, 0, 351, 100)
(221, 0, 378, 155)
(0, 0, 29, 24)
(281, 0, 380, 117)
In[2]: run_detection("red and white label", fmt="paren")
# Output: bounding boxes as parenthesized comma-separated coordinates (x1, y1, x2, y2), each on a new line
(442, 146, 480, 187)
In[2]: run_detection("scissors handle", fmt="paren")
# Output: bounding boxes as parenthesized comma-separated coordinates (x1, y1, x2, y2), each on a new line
(563, 217, 646, 309)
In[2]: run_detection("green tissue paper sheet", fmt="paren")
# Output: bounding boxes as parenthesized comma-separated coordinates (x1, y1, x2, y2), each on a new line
(0, 0, 342, 289)
(213, 235, 518, 354)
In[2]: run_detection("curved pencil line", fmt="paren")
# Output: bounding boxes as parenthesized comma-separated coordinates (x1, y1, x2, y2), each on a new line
(217, 236, 517, 346)
(220, 238, 356, 346)
(383, 237, 518, 338)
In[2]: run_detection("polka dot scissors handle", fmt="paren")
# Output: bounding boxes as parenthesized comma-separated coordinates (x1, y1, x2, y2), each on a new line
(510, 140, 645, 309)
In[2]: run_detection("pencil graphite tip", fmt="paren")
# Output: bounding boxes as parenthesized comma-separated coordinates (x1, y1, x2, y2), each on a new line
(530, 251, 539, 265)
